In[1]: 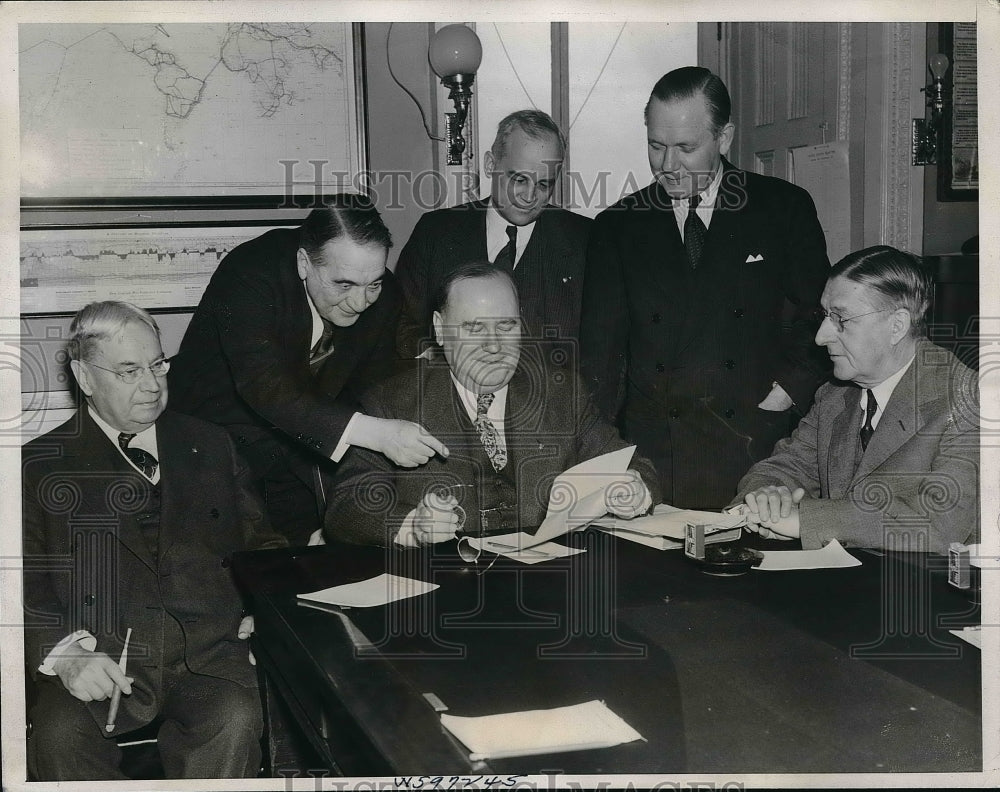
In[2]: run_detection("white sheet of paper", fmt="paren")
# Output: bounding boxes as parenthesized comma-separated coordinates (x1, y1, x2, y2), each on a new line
(464, 533, 585, 564)
(949, 626, 982, 649)
(297, 573, 438, 608)
(530, 446, 636, 545)
(618, 504, 745, 539)
(755, 539, 861, 571)
(440, 699, 644, 761)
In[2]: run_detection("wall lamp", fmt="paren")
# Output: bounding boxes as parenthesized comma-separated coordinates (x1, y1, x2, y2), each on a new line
(428, 24, 483, 165)
(911, 53, 950, 166)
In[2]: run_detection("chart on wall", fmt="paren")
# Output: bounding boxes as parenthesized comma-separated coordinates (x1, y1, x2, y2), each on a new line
(20, 225, 293, 314)
(19, 23, 361, 199)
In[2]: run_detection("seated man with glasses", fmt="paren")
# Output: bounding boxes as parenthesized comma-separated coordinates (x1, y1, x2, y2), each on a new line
(22, 300, 286, 780)
(730, 246, 979, 555)
(324, 262, 660, 548)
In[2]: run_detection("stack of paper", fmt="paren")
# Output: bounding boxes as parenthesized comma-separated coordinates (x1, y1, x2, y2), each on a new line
(755, 539, 861, 571)
(440, 700, 644, 761)
(596, 504, 744, 550)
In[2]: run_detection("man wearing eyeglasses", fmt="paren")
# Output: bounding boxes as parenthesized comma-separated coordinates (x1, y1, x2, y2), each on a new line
(732, 246, 979, 555)
(22, 300, 286, 779)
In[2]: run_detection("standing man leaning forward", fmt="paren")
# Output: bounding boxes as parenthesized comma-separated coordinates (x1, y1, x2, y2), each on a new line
(734, 246, 979, 555)
(581, 66, 830, 509)
(326, 262, 658, 547)
(169, 195, 447, 543)
(23, 301, 286, 780)
(395, 109, 591, 358)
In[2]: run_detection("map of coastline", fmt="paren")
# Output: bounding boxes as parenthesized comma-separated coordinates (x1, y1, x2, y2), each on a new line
(20, 23, 355, 197)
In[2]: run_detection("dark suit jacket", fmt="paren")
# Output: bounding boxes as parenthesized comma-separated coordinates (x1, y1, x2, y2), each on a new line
(734, 340, 979, 555)
(394, 199, 591, 358)
(22, 408, 285, 735)
(580, 161, 830, 508)
(168, 228, 402, 477)
(325, 351, 661, 546)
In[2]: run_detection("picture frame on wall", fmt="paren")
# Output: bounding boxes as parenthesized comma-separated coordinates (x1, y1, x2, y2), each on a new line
(19, 21, 367, 209)
(937, 21, 978, 202)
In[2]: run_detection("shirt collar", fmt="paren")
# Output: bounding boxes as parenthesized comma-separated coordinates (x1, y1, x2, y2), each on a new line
(88, 406, 159, 468)
(449, 373, 508, 424)
(302, 279, 323, 347)
(486, 203, 536, 263)
(680, 162, 725, 210)
(866, 354, 916, 413)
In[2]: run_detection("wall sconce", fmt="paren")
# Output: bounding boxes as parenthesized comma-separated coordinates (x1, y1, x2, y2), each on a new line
(429, 24, 483, 166)
(911, 53, 950, 166)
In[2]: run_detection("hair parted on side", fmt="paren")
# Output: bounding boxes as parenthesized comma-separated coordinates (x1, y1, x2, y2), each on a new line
(299, 193, 393, 264)
(645, 66, 732, 138)
(830, 245, 933, 336)
(491, 109, 566, 161)
(67, 301, 162, 362)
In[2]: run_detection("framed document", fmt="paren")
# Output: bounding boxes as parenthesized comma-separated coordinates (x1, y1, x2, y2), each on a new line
(937, 22, 978, 201)
(19, 22, 365, 208)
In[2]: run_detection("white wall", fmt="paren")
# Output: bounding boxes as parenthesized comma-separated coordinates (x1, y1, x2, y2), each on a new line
(568, 23, 698, 217)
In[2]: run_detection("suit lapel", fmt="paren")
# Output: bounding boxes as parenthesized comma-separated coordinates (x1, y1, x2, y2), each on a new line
(852, 360, 920, 483)
(825, 386, 861, 497)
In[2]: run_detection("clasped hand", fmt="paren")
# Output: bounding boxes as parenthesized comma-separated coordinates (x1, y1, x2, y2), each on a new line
(604, 469, 652, 519)
(399, 490, 462, 547)
(742, 485, 805, 540)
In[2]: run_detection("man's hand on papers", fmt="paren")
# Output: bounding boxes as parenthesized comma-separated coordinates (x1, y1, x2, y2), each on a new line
(742, 485, 804, 540)
(604, 469, 652, 519)
(52, 649, 133, 703)
(350, 415, 449, 467)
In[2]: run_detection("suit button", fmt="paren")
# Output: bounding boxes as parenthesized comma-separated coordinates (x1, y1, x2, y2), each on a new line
(652, 312, 661, 323)
(733, 308, 745, 318)
(84, 594, 96, 606)
(668, 408, 681, 418)
(210, 508, 220, 519)
(724, 359, 735, 370)
(725, 409, 736, 419)
(656, 362, 665, 373)
(237, 434, 248, 445)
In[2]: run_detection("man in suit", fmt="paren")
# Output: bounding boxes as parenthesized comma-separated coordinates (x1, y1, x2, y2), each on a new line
(23, 301, 287, 780)
(395, 109, 591, 359)
(326, 262, 659, 547)
(733, 246, 979, 555)
(169, 195, 447, 543)
(580, 66, 830, 509)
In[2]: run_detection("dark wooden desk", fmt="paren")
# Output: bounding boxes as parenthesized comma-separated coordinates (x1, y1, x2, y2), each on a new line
(234, 532, 981, 777)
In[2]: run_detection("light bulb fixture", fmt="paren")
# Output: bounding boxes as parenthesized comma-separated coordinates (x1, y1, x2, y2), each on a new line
(912, 52, 950, 166)
(429, 24, 483, 165)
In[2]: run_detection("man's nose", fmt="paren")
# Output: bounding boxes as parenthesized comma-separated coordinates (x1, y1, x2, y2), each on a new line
(814, 315, 837, 346)
(662, 147, 679, 172)
(481, 333, 502, 354)
(138, 366, 162, 391)
(345, 287, 368, 311)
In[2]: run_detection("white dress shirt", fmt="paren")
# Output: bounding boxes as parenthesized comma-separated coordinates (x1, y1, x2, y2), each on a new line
(670, 163, 725, 240)
(486, 203, 536, 269)
(863, 355, 915, 431)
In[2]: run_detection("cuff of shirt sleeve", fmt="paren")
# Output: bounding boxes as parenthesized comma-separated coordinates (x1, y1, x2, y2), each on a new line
(38, 630, 97, 675)
(394, 510, 420, 548)
(331, 412, 362, 463)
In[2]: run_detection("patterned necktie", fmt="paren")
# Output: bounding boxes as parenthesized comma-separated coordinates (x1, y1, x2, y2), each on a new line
(860, 390, 878, 452)
(474, 392, 507, 471)
(684, 194, 707, 269)
(310, 319, 336, 368)
(493, 225, 518, 269)
(118, 432, 158, 480)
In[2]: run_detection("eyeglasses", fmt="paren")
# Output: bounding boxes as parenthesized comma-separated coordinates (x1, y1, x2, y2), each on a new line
(86, 358, 171, 384)
(813, 308, 892, 333)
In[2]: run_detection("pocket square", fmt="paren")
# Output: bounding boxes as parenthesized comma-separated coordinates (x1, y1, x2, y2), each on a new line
(745, 253, 765, 263)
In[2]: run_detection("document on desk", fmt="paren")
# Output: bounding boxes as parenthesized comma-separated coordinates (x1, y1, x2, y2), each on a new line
(599, 504, 744, 542)
(297, 573, 438, 608)
(755, 539, 861, 571)
(461, 534, 584, 564)
(527, 445, 637, 547)
(440, 699, 644, 761)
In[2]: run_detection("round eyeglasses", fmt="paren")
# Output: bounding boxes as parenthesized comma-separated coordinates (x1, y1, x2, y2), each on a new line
(85, 358, 171, 384)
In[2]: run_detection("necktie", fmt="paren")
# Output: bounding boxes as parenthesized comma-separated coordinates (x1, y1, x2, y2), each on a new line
(474, 392, 507, 471)
(684, 194, 707, 269)
(310, 319, 336, 368)
(860, 390, 878, 452)
(118, 432, 158, 480)
(494, 225, 518, 269)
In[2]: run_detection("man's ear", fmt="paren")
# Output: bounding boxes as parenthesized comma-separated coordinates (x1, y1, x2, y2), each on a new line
(296, 248, 311, 280)
(70, 359, 94, 397)
(432, 310, 445, 346)
(718, 122, 736, 158)
(483, 149, 495, 178)
(889, 308, 912, 345)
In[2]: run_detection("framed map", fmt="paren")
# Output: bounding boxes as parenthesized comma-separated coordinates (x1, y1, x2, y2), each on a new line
(19, 22, 364, 205)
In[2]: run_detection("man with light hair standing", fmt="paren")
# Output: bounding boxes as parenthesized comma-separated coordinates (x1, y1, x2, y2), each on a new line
(395, 109, 591, 358)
